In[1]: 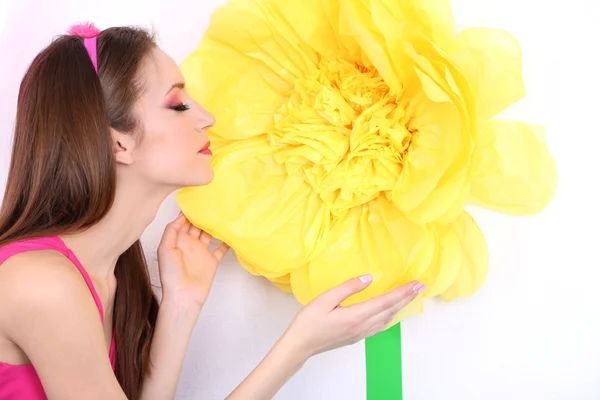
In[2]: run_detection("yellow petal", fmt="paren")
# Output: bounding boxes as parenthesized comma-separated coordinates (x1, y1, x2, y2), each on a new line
(418, 224, 461, 297)
(402, 227, 436, 281)
(269, 274, 293, 293)
(369, 0, 455, 52)
(383, 224, 435, 290)
(177, 137, 331, 279)
(275, 0, 361, 62)
(182, 0, 331, 140)
(452, 27, 525, 120)
(288, 265, 314, 305)
(439, 212, 488, 300)
(181, 38, 291, 140)
(391, 96, 470, 224)
(387, 35, 477, 224)
(290, 196, 427, 306)
(206, 0, 318, 79)
(469, 120, 558, 214)
(419, 211, 488, 298)
(342, 0, 456, 96)
(337, 0, 407, 92)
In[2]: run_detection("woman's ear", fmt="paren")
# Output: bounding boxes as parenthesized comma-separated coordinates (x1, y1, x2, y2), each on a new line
(111, 128, 136, 165)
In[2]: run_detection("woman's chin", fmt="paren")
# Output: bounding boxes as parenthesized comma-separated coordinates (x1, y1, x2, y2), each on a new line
(187, 169, 215, 188)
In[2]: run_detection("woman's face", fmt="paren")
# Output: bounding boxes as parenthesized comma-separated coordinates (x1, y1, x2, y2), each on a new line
(123, 47, 215, 190)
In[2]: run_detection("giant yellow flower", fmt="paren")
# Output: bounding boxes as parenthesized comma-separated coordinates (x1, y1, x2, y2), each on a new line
(177, 0, 557, 319)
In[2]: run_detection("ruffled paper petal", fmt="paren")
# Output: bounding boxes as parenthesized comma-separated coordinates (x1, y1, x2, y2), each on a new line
(180, 39, 292, 140)
(469, 120, 558, 214)
(336, 0, 407, 93)
(290, 196, 427, 306)
(435, 211, 488, 300)
(276, 0, 362, 62)
(378, 27, 477, 224)
(368, 0, 456, 52)
(451, 27, 526, 120)
(177, 137, 331, 278)
(391, 93, 471, 224)
(205, 0, 319, 80)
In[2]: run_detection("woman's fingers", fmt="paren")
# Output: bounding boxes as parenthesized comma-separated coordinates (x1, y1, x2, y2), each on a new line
(212, 242, 230, 261)
(365, 289, 424, 335)
(158, 213, 188, 251)
(330, 281, 425, 342)
(178, 212, 210, 244)
(347, 281, 425, 319)
(199, 231, 212, 246)
(188, 223, 202, 238)
(313, 275, 374, 310)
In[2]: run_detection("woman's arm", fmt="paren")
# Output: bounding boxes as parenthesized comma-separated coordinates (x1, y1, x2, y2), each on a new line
(226, 333, 307, 400)
(0, 251, 127, 400)
(138, 294, 201, 400)
(227, 276, 423, 399)
(139, 214, 229, 399)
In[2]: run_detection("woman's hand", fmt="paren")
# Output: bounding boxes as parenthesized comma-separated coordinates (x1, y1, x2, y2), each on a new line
(284, 276, 425, 359)
(142, 213, 229, 400)
(156, 213, 229, 307)
(226, 276, 424, 400)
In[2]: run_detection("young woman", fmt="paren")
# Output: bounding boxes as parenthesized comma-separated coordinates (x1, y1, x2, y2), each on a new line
(0, 24, 425, 400)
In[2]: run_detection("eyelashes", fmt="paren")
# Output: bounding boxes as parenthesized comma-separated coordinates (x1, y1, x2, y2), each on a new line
(169, 103, 190, 112)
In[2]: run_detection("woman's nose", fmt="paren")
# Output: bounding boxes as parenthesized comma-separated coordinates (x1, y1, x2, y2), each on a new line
(197, 107, 216, 131)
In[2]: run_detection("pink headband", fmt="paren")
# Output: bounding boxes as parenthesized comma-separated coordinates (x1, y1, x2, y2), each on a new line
(67, 22, 101, 73)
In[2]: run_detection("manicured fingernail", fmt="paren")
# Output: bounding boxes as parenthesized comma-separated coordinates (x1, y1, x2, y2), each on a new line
(359, 274, 373, 284)
(412, 282, 425, 293)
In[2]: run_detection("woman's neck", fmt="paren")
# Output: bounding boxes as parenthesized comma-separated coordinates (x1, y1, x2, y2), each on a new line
(60, 178, 174, 284)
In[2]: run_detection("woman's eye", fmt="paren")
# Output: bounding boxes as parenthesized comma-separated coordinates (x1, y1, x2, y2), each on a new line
(170, 103, 190, 112)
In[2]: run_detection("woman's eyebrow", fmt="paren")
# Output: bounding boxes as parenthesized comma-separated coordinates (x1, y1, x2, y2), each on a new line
(165, 82, 185, 96)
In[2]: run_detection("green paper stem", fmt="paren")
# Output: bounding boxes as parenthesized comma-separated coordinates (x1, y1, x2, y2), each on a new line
(365, 322, 403, 399)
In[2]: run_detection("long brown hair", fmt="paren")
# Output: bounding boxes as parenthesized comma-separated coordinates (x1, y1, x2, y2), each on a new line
(0, 26, 159, 399)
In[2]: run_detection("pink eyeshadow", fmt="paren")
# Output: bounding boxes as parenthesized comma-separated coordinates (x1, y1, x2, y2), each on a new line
(164, 91, 181, 108)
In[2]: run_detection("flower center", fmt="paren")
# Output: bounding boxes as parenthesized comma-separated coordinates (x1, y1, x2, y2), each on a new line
(268, 57, 416, 217)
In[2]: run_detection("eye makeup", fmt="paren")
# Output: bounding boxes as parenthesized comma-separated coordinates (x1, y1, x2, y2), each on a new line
(169, 103, 190, 112)
(164, 89, 190, 112)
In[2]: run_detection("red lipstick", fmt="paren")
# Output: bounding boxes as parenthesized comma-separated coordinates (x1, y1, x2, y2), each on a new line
(199, 141, 212, 156)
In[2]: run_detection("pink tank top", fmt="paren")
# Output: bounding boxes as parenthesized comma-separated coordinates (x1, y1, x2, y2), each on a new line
(0, 236, 116, 399)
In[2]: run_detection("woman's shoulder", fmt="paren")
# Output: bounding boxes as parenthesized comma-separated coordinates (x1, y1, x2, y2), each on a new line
(0, 246, 98, 337)
(0, 244, 76, 288)
(0, 244, 122, 398)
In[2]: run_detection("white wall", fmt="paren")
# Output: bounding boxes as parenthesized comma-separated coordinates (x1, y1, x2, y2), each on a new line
(1, 1, 599, 399)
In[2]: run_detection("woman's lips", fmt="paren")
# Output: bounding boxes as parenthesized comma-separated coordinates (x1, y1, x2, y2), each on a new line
(199, 141, 212, 155)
